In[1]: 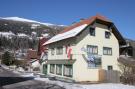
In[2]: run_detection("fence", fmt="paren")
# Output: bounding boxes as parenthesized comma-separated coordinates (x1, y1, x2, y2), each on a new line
(104, 70, 120, 83)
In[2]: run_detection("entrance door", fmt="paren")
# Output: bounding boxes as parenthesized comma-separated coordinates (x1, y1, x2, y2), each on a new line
(43, 64, 48, 74)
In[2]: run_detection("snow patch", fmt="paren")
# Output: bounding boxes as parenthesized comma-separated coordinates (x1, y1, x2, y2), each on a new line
(35, 78, 135, 89)
(17, 33, 28, 37)
(0, 31, 15, 38)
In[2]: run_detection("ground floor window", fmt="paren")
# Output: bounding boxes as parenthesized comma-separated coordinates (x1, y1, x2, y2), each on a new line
(50, 64, 55, 74)
(63, 64, 73, 77)
(56, 64, 62, 75)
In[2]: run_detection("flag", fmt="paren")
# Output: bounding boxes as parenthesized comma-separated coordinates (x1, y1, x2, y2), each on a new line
(67, 46, 72, 59)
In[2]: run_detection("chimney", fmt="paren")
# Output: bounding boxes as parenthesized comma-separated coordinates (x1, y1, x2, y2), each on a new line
(80, 18, 85, 21)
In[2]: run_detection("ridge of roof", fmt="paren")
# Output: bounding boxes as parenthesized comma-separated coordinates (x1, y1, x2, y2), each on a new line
(59, 14, 111, 34)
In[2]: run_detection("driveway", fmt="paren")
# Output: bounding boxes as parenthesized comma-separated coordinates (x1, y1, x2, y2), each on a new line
(0, 66, 65, 89)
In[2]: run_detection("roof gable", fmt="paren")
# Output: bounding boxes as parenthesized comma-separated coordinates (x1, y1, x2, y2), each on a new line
(44, 15, 125, 45)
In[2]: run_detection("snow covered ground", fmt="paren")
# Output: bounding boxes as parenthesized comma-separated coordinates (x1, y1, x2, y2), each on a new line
(3, 65, 134, 89)
(35, 77, 135, 89)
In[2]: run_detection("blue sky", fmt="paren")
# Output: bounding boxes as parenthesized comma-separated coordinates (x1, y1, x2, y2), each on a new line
(0, 0, 135, 40)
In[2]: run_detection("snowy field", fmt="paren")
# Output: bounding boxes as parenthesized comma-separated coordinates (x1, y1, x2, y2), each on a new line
(2, 66, 135, 89)
(35, 78, 135, 89)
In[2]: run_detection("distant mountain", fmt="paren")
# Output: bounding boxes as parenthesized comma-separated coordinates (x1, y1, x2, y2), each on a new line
(0, 17, 65, 26)
(0, 17, 66, 51)
(0, 17, 66, 36)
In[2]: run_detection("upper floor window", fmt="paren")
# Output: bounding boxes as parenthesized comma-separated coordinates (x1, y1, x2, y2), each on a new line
(51, 48, 55, 55)
(87, 45, 98, 54)
(105, 31, 111, 39)
(89, 27, 95, 36)
(56, 46, 63, 55)
(103, 47, 112, 55)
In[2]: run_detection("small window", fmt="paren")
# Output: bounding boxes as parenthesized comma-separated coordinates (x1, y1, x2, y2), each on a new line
(105, 31, 111, 39)
(103, 47, 112, 55)
(108, 66, 113, 70)
(63, 65, 73, 77)
(87, 45, 98, 54)
(50, 64, 55, 74)
(89, 27, 95, 36)
(56, 64, 62, 75)
(56, 46, 63, 55)
(51, 48, 55, 55)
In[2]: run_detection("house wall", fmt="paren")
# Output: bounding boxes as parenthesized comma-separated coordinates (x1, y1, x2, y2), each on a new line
(46, 23, 120, 82)
(72, 23, 119, 81)
(47, 38, 76, 60)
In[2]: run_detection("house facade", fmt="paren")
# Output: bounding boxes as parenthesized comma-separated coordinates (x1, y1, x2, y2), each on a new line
(43, 15, 126, 82)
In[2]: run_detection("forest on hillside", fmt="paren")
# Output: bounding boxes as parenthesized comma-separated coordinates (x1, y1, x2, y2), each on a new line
(0, 19, 65, 51)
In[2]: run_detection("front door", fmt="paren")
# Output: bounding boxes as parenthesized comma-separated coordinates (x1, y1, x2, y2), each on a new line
(43, 64, 48, 74)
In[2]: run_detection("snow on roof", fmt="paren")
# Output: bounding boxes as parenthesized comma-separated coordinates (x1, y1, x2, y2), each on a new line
(41, 33, 50, 38)
(43, 24, 87, 45)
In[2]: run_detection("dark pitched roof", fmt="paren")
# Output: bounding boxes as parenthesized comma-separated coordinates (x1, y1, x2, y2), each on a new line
(60, 14, 111, 34)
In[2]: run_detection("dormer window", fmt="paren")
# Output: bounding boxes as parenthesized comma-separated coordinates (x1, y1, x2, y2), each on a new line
(105, 31, 111, 39)
(89, 27, 95, 36)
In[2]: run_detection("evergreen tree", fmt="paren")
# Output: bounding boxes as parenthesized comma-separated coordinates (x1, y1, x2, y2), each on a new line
(2, 51, 14, 66)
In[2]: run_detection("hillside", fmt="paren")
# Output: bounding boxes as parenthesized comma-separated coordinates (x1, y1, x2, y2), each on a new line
(0, 17, 65, 51)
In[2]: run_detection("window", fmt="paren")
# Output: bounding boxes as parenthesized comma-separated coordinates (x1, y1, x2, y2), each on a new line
(63, 65, 73, 77)
(56, 64, 62, 75)
(103, 47, 112, 55)
(89, 27, 95, 36)
(108, 66, 113, 70)
(50, 64, 55, 74)
(87, 45, 98, 54)
(105, 31, 111, 39)
(87, 54, 102, 68)
(51, 48, 55, 55)
(56, 46, 63, 55)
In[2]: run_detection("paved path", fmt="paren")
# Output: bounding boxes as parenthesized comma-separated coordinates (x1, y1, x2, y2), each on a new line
(0, 66, 65, 89)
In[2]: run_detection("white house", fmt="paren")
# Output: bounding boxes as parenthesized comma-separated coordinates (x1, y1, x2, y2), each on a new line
(42, 15, 126, 82)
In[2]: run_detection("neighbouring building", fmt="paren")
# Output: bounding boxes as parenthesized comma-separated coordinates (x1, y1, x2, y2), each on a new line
(38, 37, 49, 74)
(42, 15, 126, 82)
(120, 39, 135, 58)
(118, 39, 135, 67)
(27, 49, 40, 71)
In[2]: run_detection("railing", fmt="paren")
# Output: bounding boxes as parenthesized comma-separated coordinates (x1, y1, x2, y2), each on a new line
(82, 54, 102, 68)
